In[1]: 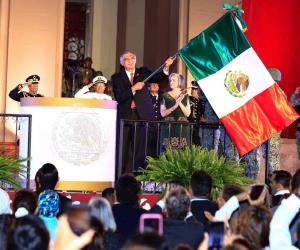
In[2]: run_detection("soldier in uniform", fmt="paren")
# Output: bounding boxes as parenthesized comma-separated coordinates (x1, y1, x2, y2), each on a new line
(9, 75, 44, 102)
(188, 81, 204, 145)
(147, 82, 162, 157)
(75, 75, 112, 100)
(199, 89, 219, 152)
(199, 87, 235, 160)
(149, 82, 162, 121)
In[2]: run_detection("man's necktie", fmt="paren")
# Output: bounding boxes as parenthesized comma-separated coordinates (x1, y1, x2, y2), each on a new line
(130, 72, 136, 109)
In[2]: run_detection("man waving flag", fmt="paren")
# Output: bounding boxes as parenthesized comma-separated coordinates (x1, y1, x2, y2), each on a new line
(179, 11, 299, 156)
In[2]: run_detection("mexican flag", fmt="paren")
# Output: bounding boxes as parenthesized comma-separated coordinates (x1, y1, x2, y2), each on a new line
(179, 12, 299, 156)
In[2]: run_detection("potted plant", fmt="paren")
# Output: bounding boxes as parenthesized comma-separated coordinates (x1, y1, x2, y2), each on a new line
(0, 156, 27, 190)
(137, 146, 252, 199)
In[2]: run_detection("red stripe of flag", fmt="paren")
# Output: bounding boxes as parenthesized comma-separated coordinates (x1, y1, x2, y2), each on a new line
(221, 84, 299, 155)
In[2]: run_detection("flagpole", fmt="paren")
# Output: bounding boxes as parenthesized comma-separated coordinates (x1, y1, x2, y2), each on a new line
(142, 53, 178, 83)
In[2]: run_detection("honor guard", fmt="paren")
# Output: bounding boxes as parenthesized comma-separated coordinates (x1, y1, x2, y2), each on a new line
(188, 81, 204, 145)
(9, 75, 44, 102)
(188, 81, 204, 123)
(149, 82, 162, 121)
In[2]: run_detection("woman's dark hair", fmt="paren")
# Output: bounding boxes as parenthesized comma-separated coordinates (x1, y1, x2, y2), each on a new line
(222, 184, 244, 202)
(7, 214, 49, 250)
(0, 214, 15, 250)
(115, 174, 141, 206)
(36, 163, 59, 192)
(13, 189, 37, 215)
(235, 205, 272, 250)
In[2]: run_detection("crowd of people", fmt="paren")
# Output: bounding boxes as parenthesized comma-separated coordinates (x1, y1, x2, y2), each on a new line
(1, 163, 300, 250)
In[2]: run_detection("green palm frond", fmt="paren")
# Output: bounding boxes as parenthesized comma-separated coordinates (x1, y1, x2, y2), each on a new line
(0, 156, 28, 190)
(137, 146, 253, 200)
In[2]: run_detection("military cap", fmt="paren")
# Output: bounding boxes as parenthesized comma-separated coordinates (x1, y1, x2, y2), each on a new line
(26, 74, 40, 84)
(191, 80, 199, 89)
(268, 68, 281, 82)
(92, 75, 107, 85)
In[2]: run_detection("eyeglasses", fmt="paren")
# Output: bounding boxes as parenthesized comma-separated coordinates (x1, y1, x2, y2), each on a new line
(123, 57, 136, 62)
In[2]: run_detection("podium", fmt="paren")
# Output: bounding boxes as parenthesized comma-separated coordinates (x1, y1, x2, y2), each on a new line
(19, 98, 117, 191)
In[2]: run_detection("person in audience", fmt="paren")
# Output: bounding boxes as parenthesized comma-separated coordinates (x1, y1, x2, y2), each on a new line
(0, 188, 11, 214)
(38, 189, 60, 240)
(148, 180, 184, 215)
(122, 232, 164, 250)
(235, 205, 272, 250)
(102, 187, 116, 207)
(7, 214, 50, 250)
(12, 189, 37, 218)
(112, 50, 174, 174)
(75, 75, 112, 100)
(216, 184, 244, 209)
(54, 214, 96, 250)
(160, 73, 191, 152)
(9, 74, 44, 102)
(89, 196, 121, 250)
(283, 168, 300, 246)
(290, 86, 300, 160)
(270, 192, 300, 249)
(189, 170, 218, 229)
(0, 214, 15, 250)
(35, 163, 72, 216)
(66, 204, 105, 250)
(112, 174, 146, 244)
(161, 187, 204, 249)
(269, 170, 291, 208)
(212, 185, 268, 223)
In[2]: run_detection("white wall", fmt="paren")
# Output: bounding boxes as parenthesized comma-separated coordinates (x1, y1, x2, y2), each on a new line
(92, 0, 118, 78)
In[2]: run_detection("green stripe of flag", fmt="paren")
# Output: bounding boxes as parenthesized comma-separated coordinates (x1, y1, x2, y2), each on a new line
(178, 12, 250, 81)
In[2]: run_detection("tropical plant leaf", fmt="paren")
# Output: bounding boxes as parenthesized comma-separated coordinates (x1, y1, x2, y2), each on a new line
(0, 156, 28, 190)
(137, 146, 253, 200)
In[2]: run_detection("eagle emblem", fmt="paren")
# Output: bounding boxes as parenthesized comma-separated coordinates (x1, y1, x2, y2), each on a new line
(224, 70, 249, 97)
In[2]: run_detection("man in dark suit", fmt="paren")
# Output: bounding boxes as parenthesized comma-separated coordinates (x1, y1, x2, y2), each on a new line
(147, 82, 163, 158)
(269, 170, 291, 208)
(161, 187, 204, 250)
(112, 175, 146, 245)
(190, 170, 218, 231)
(112, 51, 174, 175)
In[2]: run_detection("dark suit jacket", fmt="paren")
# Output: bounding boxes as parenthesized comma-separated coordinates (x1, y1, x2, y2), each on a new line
(191, 199, 218, 230)
(112, 203, 146, 244)
(150, 93, 163, 120)
(111, 67, 167, 121)
(161, 218, 204, 250)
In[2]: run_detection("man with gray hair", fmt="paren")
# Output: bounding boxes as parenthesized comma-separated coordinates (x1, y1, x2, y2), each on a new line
(112, 51, 175, 174)
(161, 187, 204, 249)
